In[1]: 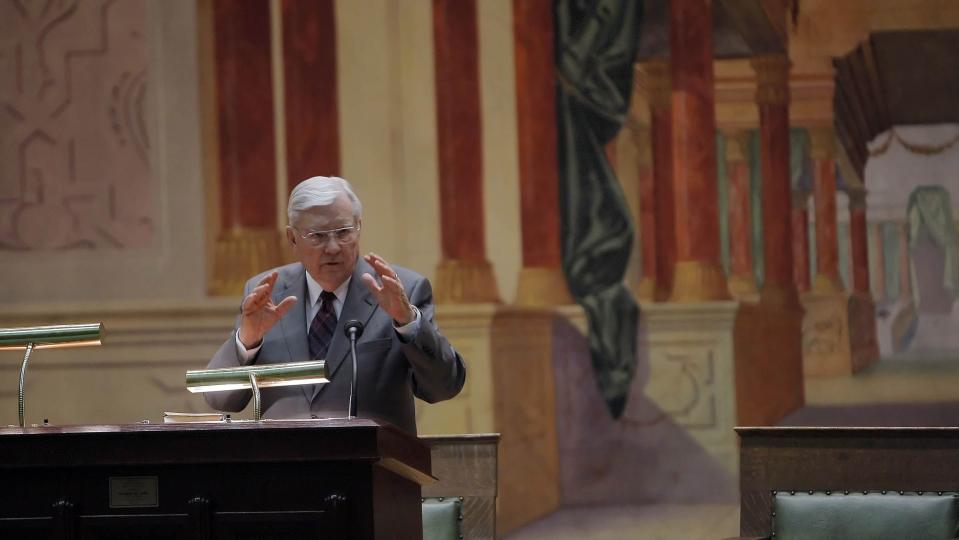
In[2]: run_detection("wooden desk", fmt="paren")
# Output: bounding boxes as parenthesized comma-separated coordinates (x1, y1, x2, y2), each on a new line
(0, 418, 432, 540)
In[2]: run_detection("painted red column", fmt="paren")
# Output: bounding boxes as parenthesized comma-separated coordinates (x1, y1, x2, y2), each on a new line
(724, 129, 758, 300)
(792, 190, 811, 293)
(282, 0, 340, 186)
(633, 123, 657, 301)
(512, 0, 571, 306)
(848, 187, 870, 294)
(640, 60, 676, 302)
(668, 0, 727, 301)
(751, 54, 798, 306)
(209, 0, 283, 296)
(432, 0, 499, 303)
(810, 126, 843, 293)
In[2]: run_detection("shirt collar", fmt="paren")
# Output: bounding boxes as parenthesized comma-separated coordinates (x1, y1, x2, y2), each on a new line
(305, 271, 351, 307)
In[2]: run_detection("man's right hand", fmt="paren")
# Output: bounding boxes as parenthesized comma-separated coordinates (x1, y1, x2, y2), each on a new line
(238, 271, 297, 349)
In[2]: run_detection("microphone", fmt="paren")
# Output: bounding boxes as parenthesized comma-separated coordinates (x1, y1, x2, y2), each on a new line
(343, 320, 365, 418)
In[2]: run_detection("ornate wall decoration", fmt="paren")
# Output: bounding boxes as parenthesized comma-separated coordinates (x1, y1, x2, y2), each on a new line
(0, 0, 152, 250)
(802, 308, 844, 356)
(645, 346, 718, 430)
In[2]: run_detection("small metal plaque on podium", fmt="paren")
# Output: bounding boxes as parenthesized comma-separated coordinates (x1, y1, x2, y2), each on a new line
(109, 476, 159, 508)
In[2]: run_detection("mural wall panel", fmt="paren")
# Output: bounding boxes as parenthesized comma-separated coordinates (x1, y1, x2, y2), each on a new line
(0, 0, 151, 251)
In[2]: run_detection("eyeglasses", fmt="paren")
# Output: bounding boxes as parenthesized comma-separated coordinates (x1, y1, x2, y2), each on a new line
(293, 224, 361, 247)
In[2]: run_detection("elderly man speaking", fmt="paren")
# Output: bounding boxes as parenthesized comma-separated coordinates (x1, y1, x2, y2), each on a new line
(205, 176, 466, 434)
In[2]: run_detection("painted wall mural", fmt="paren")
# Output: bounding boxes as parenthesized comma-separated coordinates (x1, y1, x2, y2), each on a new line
(0, 0, 151, 250)
(866, 125, 959, 357)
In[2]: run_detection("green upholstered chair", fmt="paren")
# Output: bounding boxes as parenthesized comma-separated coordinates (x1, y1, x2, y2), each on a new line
(733, 491, 959, 540)
(422, 497, 463, 540)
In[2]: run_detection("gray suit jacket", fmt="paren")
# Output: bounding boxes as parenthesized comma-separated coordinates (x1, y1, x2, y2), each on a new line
(205, 259, 466, 434)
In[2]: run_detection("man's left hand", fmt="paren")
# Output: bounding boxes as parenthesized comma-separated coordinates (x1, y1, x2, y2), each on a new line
(361, 252, 416, 325)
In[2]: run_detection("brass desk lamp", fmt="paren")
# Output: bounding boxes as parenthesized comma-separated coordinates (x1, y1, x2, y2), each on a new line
(185, 361, 328, 420)
(0, 323, 104, 427)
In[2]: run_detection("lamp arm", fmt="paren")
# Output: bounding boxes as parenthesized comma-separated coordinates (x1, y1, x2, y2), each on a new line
(18, 342, 35, 428)
(249, 372, 262, 421)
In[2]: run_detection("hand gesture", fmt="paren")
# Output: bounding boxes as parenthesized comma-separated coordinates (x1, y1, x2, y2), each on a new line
(238, 271, 297, 349)
(361, 253, 415, 325)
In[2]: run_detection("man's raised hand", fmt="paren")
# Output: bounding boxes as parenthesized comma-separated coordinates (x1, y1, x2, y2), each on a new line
(361, 253, 415, 326)
(238, 271, 297, 349)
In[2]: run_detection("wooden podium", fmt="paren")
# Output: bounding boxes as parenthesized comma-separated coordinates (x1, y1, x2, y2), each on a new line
(0, 418, 433, 540)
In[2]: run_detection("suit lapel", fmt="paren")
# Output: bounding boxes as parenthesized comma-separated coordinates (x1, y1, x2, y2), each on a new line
(310, 259, 379, 403)
(271, 266, 313, 403)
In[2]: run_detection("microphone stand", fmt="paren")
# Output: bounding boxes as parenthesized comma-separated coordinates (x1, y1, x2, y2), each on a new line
(344, 320, 365, 418)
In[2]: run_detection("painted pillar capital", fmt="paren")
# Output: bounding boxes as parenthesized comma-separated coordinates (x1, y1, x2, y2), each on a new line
(809, 126, 836, 160)
(721, 128, 750, 163)
(847, 187, 868, 210)
(638, 59, 671, 111)
(751, 54, 791, 106)
(628, 119, 653, 169)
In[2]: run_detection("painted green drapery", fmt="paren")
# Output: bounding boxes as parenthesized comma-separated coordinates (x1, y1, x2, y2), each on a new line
(555, 0, 643, 418)
(907, 186, 959, 303)
(881, 222, 901, 300)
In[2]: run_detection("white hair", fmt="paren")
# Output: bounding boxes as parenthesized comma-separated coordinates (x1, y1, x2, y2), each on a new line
(287, 176, 363, 224)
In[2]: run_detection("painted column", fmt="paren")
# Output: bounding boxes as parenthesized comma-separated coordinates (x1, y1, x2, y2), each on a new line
(792, 189, 811, 293)
(869, 223, 886, 301)
(848, 187, 870, 294)
(208, 0, 284, 296)
(810, 126, 843, 293)
(723, 129, 758, 300)
(751, 55, 797, 306)
(432, 0, 499, 303)
(633, 124, 657, 301)
(640, 60, 676, 302)
(513, 0, 571, 306)
(281, 0, 340, 184)
(847, 186, 880, 370)
(667, 0, 727, 302)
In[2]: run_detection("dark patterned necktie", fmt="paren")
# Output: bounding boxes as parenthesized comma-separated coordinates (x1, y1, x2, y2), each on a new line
(308, 290, 337, 360)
